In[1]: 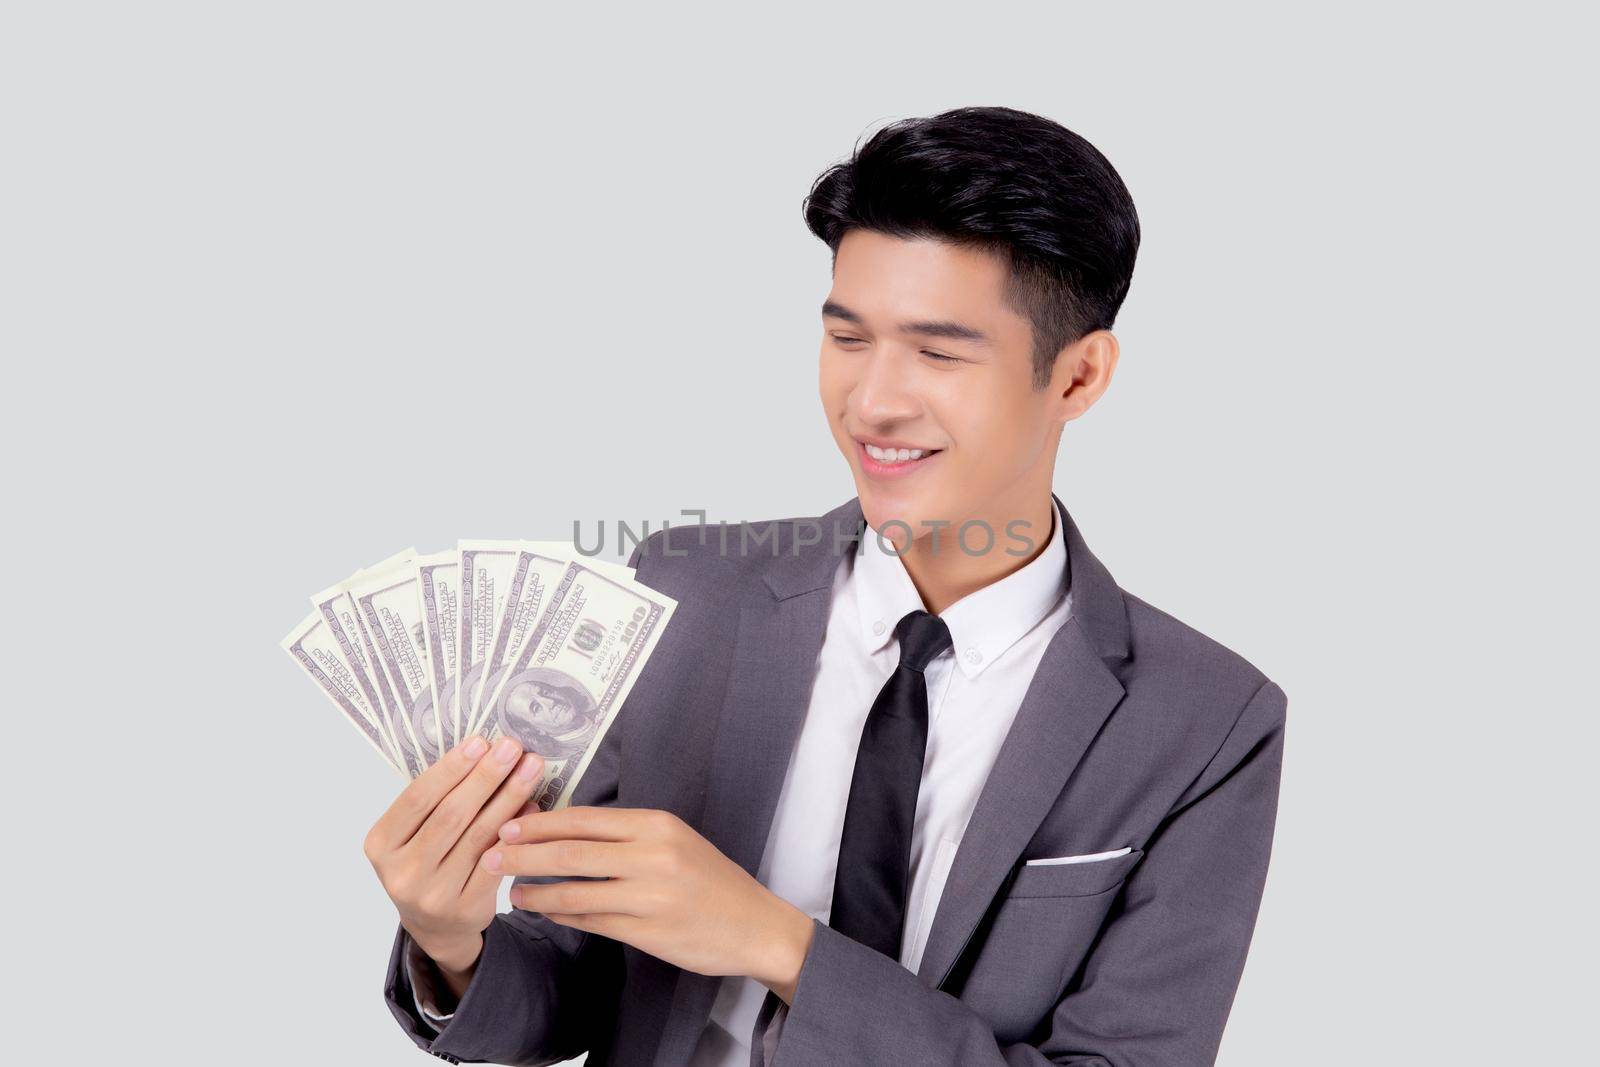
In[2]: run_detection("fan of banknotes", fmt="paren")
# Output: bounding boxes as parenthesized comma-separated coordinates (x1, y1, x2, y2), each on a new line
(281, 541, 678, 812)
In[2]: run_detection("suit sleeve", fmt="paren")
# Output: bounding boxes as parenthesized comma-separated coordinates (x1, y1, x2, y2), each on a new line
(381, 537, 660, 1064)
(757, 679, 1288, 1067)
(405, 937, 457, 1028)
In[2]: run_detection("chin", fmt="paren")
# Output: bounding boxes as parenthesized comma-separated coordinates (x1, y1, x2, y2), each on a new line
(858, 492, 933, 544)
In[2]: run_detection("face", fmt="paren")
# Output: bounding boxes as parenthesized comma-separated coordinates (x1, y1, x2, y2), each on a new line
(819, 230, 1093, 551)
(501, 673, 597, 759)
(525, 683, 579, 731)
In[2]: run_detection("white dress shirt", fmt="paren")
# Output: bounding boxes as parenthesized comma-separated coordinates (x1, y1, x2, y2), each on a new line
(411, 507, 1073, 1065)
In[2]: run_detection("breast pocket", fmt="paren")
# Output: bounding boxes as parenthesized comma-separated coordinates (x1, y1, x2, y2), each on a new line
(956, 847, 1144, 1043)
(1009, 846, 1140, 897)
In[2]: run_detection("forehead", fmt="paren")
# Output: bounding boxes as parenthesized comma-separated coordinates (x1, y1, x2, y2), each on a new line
(828, 230, 1028, 341)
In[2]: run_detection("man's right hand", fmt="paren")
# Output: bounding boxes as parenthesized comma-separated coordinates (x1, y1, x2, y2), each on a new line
(364, 734, 545, 997)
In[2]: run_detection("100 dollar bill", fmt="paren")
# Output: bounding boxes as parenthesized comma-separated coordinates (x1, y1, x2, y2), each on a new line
(349, 560, 443, 768)
(310, 577, 421, 776)
(414, 553, 461, 753)
(281, 611, 405, 778)
(456, 541, 519, 753)
(466, 541, 638, 741)
(481, 560, 676, 811)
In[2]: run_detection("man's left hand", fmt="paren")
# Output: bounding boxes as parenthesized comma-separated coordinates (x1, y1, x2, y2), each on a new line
(484, 805, 815, 1002)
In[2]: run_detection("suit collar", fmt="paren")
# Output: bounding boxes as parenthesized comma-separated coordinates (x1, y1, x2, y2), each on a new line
(760, 491, 1130, 671)
(852, 504, 1069, 681)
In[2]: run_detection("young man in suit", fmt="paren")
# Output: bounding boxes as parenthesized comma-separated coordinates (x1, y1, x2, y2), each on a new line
(363, 106, 1287, 1066)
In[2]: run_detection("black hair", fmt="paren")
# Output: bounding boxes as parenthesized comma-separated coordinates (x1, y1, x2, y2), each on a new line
(803, 106, 1140, 388)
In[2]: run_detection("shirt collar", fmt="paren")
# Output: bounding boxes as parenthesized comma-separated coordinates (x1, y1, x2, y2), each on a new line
(851, 504, 1069, 680)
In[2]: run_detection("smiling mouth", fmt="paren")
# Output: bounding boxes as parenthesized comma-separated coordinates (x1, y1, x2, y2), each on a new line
(857, 440, 943, 476)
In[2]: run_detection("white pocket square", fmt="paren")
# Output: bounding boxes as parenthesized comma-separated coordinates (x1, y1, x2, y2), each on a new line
(1024, 846, 1132, 866)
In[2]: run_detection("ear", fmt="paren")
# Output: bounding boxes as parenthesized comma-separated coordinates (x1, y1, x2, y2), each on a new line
(1047, 329, 1120, 424)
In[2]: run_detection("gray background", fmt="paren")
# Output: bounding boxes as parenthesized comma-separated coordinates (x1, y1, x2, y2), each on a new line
(3, 3, 1592, 1063)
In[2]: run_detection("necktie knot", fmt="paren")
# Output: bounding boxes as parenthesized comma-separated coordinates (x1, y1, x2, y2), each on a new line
(894, 609, 952, 672)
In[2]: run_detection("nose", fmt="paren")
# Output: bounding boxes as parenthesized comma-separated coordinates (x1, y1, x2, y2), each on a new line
(850, 347, 922, 426)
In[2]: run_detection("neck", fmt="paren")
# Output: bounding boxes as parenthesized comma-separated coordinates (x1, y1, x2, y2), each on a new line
(892, 490, 1057, 615)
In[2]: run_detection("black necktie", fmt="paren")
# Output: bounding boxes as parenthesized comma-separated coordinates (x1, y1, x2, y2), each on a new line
(828, 608, 954, 960)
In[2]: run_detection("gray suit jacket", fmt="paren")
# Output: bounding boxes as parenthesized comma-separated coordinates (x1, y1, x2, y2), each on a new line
(384, 493, 1287, 1066)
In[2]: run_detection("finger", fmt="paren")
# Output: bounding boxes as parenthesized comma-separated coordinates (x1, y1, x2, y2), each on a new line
(439, 751, 546, 890)
(495, 804, 655, 847)
(405, 735, 526, 864)
(508, 877, 639, 917)
(460, 848, 509, 904)
(367, 734, 491, 853)
(484, 838, 637, 880)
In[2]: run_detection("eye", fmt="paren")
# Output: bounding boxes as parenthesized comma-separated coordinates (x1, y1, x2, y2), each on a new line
(830, 334, 866, 347)
(922, 350, 961, 363)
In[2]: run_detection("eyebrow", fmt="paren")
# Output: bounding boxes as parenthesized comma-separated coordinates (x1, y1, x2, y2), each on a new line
(821, 300, 994, 346)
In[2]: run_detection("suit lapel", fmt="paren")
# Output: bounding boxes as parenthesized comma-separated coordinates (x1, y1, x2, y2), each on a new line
(699, 595, 833, 876)
(654, 499, 864, 1066)
(697, 496, 870, 873)
(916, 493, 1132, 989)
(912, 619, 1125, 987)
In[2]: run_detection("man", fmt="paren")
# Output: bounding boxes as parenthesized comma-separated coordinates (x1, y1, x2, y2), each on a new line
(364, 105, 1287, 1066)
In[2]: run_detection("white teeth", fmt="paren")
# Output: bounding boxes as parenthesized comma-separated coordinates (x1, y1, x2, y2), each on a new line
(864, 443, 928, 462)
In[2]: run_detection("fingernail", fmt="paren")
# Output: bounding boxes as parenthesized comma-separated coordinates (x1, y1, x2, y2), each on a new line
(514, 752, 542, 782)
(462, 735, 488, 759)
(482, 849, 503, 873)
(499, 821, 521, 841)
(493, 737, 520, 765)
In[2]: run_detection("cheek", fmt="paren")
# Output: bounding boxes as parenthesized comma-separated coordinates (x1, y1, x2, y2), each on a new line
(818, 356, 852, 410)
(944, 387, 1035, 464)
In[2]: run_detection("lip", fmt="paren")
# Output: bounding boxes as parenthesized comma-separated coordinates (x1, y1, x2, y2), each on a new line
(853, 433, 940, 451)
(856, 439, 944, 479)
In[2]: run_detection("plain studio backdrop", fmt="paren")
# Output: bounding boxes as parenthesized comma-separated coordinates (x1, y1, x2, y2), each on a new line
(3, 4, 1592, 1063)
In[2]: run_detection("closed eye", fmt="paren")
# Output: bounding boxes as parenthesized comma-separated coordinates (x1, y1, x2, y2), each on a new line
(829, 334, 962, 363)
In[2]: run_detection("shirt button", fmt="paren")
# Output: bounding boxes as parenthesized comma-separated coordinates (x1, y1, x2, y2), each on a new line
(872, 620, 886, 636)
(964, 648, 982, 665)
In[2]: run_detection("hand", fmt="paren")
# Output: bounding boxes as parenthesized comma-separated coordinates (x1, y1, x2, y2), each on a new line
(485, 807, 816, 1002)
(363, 734, 545, 980)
